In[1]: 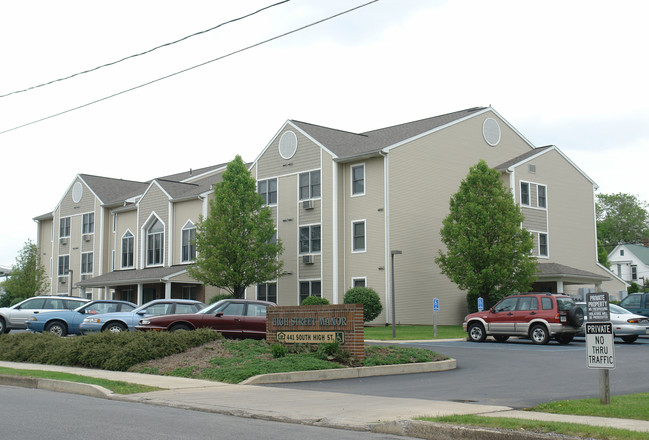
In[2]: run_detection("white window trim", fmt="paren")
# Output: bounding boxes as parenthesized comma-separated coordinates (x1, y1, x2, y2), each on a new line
(59, 216, 71, 238)
(258, 178, 278, 206)
(143, 214, 165, 267)
(81, 212, 95, 235)
(351, 276, 367, 288)
(298, 224, 321, 255)
(537, 184, 548, 209)
(351, 219, 367, 253)
(298, 170, 322, 201)
(58, 254, 70, 276)
(520, 181, 530, 207)
(538, 232, 549, 258)
(350, 163, 366, 197)
(81, 252, 93, 274)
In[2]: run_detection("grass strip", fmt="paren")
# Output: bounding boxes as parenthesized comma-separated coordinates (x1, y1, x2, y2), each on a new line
(0, 366, 162, 394)
(419, 415, 646, 440)
(364, 325, 465, 340)
(531, 393, 649, 421)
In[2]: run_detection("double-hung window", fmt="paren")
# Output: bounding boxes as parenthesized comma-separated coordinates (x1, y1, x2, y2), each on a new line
(352, 220, 366, 252)
(147, 219, 164, 266)
(121, 231, 134, 268)
(181, 221, 196, 262)
(58, 255, 69, 276)
(257, 283, 277, 303)
(351, 164, 365, 196)
(537, 185, 547, 208)
(299, 171, 320, 200)
(299, 225, 321, 254)
(299, 280, 321, 303)
(520, 182, 530, 206)
(81, 252, 93, 274)
(59, 217, 70, 237)
(258, 178, 277, 205)
(539, 233, 548, 257)
(82, 213, 94, 234)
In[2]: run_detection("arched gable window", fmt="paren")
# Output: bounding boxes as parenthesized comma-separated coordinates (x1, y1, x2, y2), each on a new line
(181, 220, 196, 263)
(121, 231, 134, 268)
(147, 219, 164, 266)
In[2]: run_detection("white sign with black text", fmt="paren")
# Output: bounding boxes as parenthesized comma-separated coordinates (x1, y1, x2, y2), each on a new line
(585, 322, 615, 369)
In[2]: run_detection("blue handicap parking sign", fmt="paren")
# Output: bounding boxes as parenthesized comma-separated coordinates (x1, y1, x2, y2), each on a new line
(433, 298, 439, 311)
(478, 297, 484, 311)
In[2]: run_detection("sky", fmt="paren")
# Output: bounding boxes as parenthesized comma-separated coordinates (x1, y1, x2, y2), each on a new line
(1, 0, 648, 267)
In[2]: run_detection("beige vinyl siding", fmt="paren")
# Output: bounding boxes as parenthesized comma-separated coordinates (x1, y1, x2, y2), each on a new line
(275, 171, 298, 305)
(299, 198, 321, 224)
(257, 128, 321, 180)
(522, 207, 547, 232)
(387, 112, 533, 324)
(342, 157, 386, 322)
(138, 184, 170, 267)
(37, 218, 54, 293)
(172, 199, 202, 266)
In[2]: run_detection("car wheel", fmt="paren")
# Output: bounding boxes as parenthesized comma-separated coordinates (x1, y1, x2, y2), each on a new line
(567, 306, 584, 328)
(0, 318, 6, 334)
(467, 322, 486, 342)
(169, 324, 192, 332)
(555, 334, 574, 344)
(45, 321, 68, 337)
(104, 322, 127, 333)
(621, 335, 638, 344)
(493, 335, 509, 342)
(530, 324, 550, 345)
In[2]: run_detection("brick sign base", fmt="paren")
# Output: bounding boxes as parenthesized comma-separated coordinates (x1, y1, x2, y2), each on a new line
(266, 304, 364, 361)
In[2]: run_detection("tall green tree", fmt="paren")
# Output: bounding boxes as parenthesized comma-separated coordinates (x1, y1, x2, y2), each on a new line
(0, 240, 47, 307)
(596, 193, 649, 253)
(435, 160, 537, 311)
(188, 155, 283, 298)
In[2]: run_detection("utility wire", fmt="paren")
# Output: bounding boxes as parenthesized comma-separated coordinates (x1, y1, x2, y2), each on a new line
(0, 1, 290, 99)
(0, 0, 379, 136)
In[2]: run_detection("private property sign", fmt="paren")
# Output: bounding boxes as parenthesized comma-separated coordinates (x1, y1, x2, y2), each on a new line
(586, 322, 615, 369)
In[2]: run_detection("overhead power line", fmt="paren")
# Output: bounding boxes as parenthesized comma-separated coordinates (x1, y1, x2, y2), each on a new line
(0, 0, 290, 99)
(0, 0, 379, 136)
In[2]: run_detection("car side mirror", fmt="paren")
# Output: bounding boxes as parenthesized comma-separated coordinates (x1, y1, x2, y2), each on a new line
(490, 307, 495, 313)
(137, 310, 147, 315)
(215, 312, 224, 317)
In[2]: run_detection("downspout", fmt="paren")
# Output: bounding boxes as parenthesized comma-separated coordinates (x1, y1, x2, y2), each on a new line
(332, 160, 339, 304)
(380, 151, 390, 325)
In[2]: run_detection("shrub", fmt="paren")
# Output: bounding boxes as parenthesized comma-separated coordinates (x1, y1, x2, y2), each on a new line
(301, 295, 330, 305)
(209, 293, 234, 304)
(270, 342, 286, 358)
(343, 287, 382, 322)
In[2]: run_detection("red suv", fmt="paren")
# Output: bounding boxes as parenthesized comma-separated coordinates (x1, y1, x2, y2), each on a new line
(463, 293, 584, 345)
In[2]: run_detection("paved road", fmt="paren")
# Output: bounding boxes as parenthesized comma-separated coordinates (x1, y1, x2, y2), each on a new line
(265, 336, 649, 408)
(1, 385, 417, 440)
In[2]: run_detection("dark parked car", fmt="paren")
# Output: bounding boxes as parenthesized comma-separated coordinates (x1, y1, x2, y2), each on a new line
(463, 293, 584, 345)
(26, 300, 137, 336)
(135, 299, 276, 339)
(618, 293, 649, 318)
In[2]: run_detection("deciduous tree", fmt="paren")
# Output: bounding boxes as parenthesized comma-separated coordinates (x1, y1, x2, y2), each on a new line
(188, 156, 283, 298)
(596, 193, 649, 253)
(0, 240, 47, 307)
(435, 160, 537, 311)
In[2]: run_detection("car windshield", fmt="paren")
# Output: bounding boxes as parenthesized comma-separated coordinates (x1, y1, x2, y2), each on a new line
(556, 298, 575, 311)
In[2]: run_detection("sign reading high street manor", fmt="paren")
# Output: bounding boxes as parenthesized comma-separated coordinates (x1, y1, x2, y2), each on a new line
(266, 304, 364, 361)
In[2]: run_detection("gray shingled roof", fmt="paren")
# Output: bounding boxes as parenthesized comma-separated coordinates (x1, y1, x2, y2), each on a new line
(157, 163, 227, 182)
(76, 265, 191, 288)
(291, 107, 486, 159)
(80, 175, 150, 206)
(537, 263, 609, 281)
(495, 146, 553, 171)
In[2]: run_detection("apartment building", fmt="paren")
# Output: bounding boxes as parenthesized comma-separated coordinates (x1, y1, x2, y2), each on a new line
(34, 107, 626, 324)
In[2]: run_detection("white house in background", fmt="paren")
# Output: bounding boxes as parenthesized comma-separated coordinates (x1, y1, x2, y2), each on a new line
(608, 244, 649, 287)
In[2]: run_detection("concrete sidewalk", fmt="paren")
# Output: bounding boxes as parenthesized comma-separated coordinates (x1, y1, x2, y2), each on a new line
(2, 360, 648, 439)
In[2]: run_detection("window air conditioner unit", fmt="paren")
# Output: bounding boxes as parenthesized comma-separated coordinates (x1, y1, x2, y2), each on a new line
(302, 200, 313, 210)
(59, 276, 66, 284)
(302, 255, 314, 264)
(60, 237, 68, 245)
(81, 275, 89, 281)
(83, 234, 91, 242)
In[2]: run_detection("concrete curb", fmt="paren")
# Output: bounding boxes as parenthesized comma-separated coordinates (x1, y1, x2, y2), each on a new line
(0, 374, 113, 399)
(240, 358, 456, 384)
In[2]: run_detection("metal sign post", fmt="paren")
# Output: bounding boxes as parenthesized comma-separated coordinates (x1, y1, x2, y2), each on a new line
(585, 292, 614, 404)
(433, 298, 439, 338)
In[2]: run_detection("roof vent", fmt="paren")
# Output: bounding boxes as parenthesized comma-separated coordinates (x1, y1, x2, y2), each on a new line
(72, 182, 83, 203)
(483, 118, 501, 146)
(279, 131, 298, 159)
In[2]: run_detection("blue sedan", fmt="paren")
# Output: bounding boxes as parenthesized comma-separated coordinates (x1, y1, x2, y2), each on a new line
(79, 299, 206, 333)
(25, 300, 137, 336)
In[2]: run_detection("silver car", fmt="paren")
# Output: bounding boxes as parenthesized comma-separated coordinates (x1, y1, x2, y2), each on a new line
(577, 302, 649, 343)
(0, 296, 89, 334)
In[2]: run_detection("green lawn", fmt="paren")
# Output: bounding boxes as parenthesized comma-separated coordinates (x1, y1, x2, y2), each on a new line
(364, 325, 465, 340)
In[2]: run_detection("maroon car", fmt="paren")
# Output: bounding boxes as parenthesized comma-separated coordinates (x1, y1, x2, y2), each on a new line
(135, 299, 276, 339)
